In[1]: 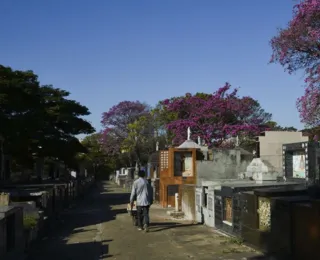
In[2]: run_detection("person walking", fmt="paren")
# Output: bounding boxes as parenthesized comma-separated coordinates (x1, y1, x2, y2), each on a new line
(130, 170, 153, 232)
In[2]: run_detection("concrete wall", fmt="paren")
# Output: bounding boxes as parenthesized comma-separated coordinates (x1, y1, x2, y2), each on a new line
(259, 131, 308, 173)
(197, 148, 253, 185)
(181, 185, 196, 221)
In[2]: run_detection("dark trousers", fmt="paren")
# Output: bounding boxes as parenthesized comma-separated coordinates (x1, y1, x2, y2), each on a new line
(137, 205, 150, 228)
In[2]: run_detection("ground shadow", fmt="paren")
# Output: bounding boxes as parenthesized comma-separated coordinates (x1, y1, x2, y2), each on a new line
(246, 256, 268, 260)
(246, 255, 290, 260)
(27, 240, 113, 260)
(26, 181, 130, 259)
(149, 222, 195, 232)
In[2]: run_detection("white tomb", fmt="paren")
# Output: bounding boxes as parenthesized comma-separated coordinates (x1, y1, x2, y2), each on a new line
(240, 158, 282, 182)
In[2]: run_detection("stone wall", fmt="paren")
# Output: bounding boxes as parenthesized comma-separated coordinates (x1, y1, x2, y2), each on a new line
(258, 131, 308, 173)
(0, 177, 95, 259)
(197, 148, 253, 185)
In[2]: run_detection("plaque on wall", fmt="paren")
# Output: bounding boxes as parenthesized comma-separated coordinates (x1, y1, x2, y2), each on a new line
(224, 197, 233, 223)
(292, 151, 306, 178)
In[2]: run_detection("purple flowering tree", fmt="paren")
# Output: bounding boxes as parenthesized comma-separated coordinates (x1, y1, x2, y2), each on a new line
(270, 0, 320, 127)
(159, 83, 271, 147)
(100, 101, 150, 156)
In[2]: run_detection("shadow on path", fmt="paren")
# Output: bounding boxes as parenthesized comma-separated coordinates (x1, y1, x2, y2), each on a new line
(246, 255, 284, 260)
(26, 181, 130, 260)
(149, 222, 196, 232)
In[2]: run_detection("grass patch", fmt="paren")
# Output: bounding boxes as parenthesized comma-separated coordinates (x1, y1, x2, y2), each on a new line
(23, 215, 38, 230)
(228, 237, 244, 245)
(222, 247, 242, 254)
(220, 237, 244, 246)
(219, 237, 257, 255)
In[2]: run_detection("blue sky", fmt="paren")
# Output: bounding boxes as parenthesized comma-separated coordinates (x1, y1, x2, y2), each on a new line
(0, 0, 305, 131)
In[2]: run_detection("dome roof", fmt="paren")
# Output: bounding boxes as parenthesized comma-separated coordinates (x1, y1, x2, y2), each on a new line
(177, 140, 201, 149)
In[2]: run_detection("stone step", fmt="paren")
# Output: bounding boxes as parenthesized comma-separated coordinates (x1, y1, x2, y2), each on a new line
(166, 210, 185, 218)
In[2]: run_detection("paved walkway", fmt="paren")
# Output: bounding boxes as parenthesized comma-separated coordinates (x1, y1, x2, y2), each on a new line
(26, 181, 266, 260)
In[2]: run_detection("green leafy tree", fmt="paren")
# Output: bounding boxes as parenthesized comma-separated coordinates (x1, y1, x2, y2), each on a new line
(121, 115, 156, 167)
(0, 65, 95, 170)
(80, 133, 117, 178)
(152, 100, 179, 146)
(265, 121, 297, 132)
